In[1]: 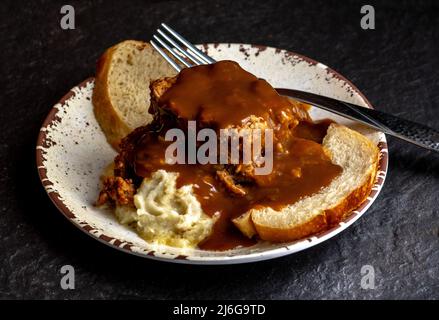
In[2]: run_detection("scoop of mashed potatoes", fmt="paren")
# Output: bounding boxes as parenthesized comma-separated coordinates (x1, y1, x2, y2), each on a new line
(115, 170, 216, 248)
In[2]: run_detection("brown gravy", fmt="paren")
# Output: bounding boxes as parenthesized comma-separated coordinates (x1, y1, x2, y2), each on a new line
(133, 61, 342, 251)
(159, 60, 295, 129)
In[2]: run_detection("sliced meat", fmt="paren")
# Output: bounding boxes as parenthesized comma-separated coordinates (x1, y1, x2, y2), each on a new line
(97, 176, 136, 207)
(101, 62, 314, 202)
(216, 170, 247, 196)
(148, 69, 312, 193)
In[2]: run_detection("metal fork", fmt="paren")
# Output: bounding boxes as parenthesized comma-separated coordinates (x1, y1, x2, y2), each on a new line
(150, 23, 215, 71)
(150, 24, 439, 152)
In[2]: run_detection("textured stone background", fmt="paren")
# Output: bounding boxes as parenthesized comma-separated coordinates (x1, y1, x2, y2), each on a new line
(0, 0, 438, 299)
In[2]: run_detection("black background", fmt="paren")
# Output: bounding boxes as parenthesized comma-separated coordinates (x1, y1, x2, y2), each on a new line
(1, 0, 438, 299)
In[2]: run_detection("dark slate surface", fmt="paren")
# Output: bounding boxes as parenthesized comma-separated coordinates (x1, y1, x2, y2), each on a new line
(0, 0, 438, 299)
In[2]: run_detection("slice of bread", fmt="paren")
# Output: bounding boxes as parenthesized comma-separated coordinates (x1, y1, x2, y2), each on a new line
(233, 123, 380, 242)
(92, 40, 177, 149)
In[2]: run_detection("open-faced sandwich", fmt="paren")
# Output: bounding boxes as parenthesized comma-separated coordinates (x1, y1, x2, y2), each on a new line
(93, 40, 380, 251)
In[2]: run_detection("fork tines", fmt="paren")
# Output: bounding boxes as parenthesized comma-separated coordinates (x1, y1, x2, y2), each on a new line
(150, 23, 216, 72)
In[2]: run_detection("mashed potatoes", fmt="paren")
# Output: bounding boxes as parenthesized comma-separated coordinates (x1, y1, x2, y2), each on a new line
(115, 170, 216, 248)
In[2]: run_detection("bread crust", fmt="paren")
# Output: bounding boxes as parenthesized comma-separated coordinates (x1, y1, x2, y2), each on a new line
(92, 41, 151, 150)
(251, 126, 380, 242)
(253, 167, 378, 242)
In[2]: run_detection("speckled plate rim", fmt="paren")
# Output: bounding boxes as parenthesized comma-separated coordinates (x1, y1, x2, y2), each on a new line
(36, 43, 388, 265)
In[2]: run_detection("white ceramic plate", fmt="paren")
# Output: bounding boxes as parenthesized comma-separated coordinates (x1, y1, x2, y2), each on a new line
(36, 44, 388, 264)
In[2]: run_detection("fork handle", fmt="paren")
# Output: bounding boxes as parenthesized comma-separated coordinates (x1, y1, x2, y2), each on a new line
(356, 107, 439, 152)
(278, 88, 439, 153)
